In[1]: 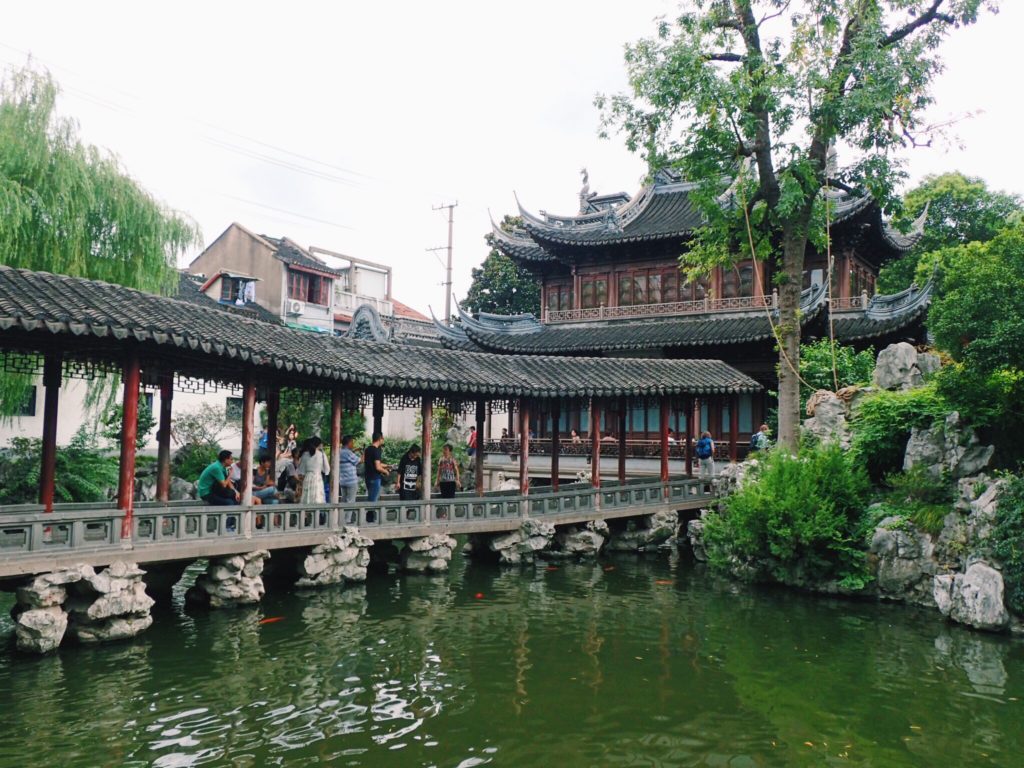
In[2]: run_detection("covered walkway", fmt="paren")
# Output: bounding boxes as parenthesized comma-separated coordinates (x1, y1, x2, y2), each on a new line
(0, 266, 760, 547)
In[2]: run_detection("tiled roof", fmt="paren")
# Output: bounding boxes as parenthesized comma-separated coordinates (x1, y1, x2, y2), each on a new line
(0, 267, 762, 397)
(261, 236, 343, 277)
(175, 272, 282, 325)
(391, 298, 429, 322)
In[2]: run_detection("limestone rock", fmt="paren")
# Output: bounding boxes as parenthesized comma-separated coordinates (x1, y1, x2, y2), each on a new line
(715, 461, 754, 497)
(30, 564, 94, 587)
(16, 606, 68, 654)
(964, 478, 1006, 555)
(169, 477, 196, 501)
(551, 520, 608, 559)
(870, 517, 937, 603)
(934, 561, 1010, 632)
(71, 614, 154, 644)
(486, 520, 556, 565)
(686, 518, 707, 562)
(904, 412, 994, 480)
(401, 534, 457, 573)
(186, 551, 269, 607)
(16, 582, 67, 609)
(296, 530, 374, 587)
(801, 391, 851, 448)
(874, 342, 929, 391)
(605, 511, 678, 552)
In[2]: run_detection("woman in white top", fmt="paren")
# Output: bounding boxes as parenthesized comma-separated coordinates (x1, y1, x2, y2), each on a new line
(297, 437, 329, 504)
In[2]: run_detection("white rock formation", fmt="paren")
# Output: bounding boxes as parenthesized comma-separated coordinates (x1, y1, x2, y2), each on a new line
(401, 534, 458, 573)
(904, 412, 995, 480)
(186, 551, 269, 607)
(296, 530, 373, 587)
(605, 511, 679, 552)
(486, 519, 556, 565)
(934, 561, 1010, 632)
(552, 520, 608, 558)
(802, 391, 851, 448)
(874, 342, 936, 391)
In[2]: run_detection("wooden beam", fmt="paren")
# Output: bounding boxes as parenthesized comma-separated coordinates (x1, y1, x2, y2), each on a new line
(685, 396, 695, 477)
(590, 398, 601, 488)
(117, 353, 141, 539)
(240, 375, 257, 507)
(330, 388, 342, 503)
(372, 392, 384, 437)
(155, 371, 173, 502)
(421, 395, 433, 500)
(39, 352, 62, 513)
(617, 396, 627, 483)
(730, 394, 739, 463)
(475, 397, 486, 494)
(266, 385, 279, 478)
(660, 397, 670, 483)
(519, 398, 530, 495)
(550, 399, 560, 492)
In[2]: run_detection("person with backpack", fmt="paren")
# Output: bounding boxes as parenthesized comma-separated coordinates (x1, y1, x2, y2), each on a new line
(749, 423, 771, 454)
(695, 430, 715, 479)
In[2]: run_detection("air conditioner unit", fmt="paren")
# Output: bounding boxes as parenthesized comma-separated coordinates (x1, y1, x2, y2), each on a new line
(286, 299, 305, 316)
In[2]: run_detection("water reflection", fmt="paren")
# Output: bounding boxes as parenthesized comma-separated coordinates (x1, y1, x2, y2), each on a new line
(0, 552, 1022, 766)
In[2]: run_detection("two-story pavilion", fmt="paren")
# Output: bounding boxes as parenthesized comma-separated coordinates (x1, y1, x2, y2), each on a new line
(435, 169, 932, 445)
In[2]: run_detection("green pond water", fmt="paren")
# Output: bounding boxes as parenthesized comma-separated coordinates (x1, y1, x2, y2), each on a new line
(1, 551, 1023, 767)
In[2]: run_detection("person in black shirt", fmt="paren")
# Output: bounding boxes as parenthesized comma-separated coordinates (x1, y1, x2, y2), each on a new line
(397, 444, 423, 501)
(363, 432, 390, 502)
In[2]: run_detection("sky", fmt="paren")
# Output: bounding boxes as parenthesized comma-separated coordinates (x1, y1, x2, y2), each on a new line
(3, 1, 1022, 316)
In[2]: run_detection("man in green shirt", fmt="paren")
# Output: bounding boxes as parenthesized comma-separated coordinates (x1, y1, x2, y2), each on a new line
(197, 450, 240, 505)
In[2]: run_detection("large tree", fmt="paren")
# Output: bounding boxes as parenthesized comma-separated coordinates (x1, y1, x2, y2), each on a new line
(878, 171, 1022, 292)
(0, 64, 201, 413)
(462, 216, 541, 317)
(598, 0, 989, 450)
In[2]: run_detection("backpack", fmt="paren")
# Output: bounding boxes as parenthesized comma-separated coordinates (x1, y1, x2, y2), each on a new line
(749, 432, 762, 451)
(696, 437, 713, 459)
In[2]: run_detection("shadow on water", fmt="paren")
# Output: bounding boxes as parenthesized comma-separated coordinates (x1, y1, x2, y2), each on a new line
(0, 551, 1023, 767)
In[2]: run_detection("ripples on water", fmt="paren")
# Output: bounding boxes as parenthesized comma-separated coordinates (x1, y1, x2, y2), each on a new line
(1, 551, 1023, 767)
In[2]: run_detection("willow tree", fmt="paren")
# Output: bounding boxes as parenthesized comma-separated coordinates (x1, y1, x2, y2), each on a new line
(598, 0, 990, 450)
(0, 64, 201, 413)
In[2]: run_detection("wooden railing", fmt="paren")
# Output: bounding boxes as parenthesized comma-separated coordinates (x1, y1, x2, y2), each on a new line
(483, 438, 744, 461)
(545, 293, 776, 323)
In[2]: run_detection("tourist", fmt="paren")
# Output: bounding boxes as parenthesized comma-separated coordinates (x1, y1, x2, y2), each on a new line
(277, 424, 298, 460)
(297, 437, 329, 504)
(749, 423, 772, 453)
(198, 450, 240, 506)
(363, 432, 390, 502)
(436, 443, 461, 498)
(338, 434, 361, 503)
(276, 448, 301, 502)
(466, 425, 477, 458)
(570, 428, 582, 445)
(695, 431, 715, 478)
(251, 454, 280, 505)
(397, 443, 423, 501)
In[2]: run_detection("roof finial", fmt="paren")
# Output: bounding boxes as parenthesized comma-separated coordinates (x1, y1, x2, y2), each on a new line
(579, 168, 592, 213)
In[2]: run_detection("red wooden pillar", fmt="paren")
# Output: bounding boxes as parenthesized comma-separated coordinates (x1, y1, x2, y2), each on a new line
(155, 371, 174, 502)
(617, 396, 627, 484)
(39, 352, 62, 513)
(660, 397, 670, 483)
(240, 376, 256, 507)
(421, 395, 433, 499)
(266, 385, 280, 477)
(730, 394, 739, 462)
(685, 396, 695, 477)
(518, 398, 530, 495)
(590, 398, 602, 489)
(475, 397, 486, 494)
(330, 388, 342, 503)
(117, 354, 141, 539)
(550, 399, 560, 492)
(372, 392, 384, 437)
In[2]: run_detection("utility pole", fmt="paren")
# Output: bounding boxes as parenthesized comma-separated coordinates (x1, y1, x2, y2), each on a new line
(428, 201, 458, 321)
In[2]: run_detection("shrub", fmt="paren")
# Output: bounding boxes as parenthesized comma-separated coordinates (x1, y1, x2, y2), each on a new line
(799, 339, 875, 410)
(849, 384, 949, 483)
(0, 427, 119, 504)
(172, 442, 222, 482)
(100, 401, 157, 451)
(882, 465, 955, 535)
(989, 475, 1024, 616)
(702, 443, 872, 588)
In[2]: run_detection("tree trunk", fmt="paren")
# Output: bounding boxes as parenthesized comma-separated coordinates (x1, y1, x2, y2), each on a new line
(776, 222, 809, 452)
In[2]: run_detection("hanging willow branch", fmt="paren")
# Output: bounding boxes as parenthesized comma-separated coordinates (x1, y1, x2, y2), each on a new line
(0, 63, 202, 416)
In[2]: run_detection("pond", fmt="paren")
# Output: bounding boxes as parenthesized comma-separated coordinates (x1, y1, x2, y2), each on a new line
(1, 551, 1022, 766)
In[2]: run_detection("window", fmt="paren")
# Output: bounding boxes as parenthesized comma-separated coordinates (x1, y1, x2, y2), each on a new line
(648, 274, 662, 304)
(17, 386, 36, 417)
(663, 272, 679, 303)
(288, 270, 331, 305)
(220, 277, 241, 302)
(680, 275, 709, 302)
(545, 282, 573, 313)
(225, 397, 244, 421)
(580, 275, 609, 309)
(618, 274, 633, 306)
(722, 262, 755, 299)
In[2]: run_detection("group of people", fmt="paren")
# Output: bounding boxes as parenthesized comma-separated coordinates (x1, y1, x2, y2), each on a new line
(692, 423, 772, 479)
(198, 431, 466, 506)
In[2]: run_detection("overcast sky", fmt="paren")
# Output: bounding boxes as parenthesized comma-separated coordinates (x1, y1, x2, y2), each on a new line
(4, 1, 1021, 315)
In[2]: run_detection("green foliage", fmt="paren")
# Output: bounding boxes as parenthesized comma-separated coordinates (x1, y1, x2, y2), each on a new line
(799, 339, 875, 408)
(0, 428, 119, 505)
(170, 404, 229, 481)
(703, 444, 872, 587)
(989, 475, 1024, 616)
(596, 1, 986, 448)
(100, 401, 156, 451)
(849, 385, 949, 483)
(878, 172, 1023, 293)
(0, 64, 201, 415)
(277, 389, 366, 448)
(882, 466, 955, 535)
(172, 442, 221, 483)
(463, 216, 541, 317)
